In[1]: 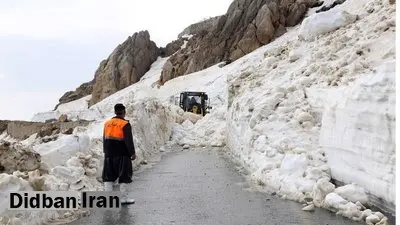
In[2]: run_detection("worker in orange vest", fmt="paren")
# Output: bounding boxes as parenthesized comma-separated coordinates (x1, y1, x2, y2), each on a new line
(102, 103, 136, 204)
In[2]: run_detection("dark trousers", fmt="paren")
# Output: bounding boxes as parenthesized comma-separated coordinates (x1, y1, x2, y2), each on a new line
(102, 156, 133, 183)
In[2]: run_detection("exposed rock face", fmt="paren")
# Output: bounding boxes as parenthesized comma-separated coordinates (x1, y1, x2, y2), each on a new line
(160, 38, 185, 57)
(38, 123, 60, 138)
(56, 81, 94, 109)
(1, 120, 90, 140)
(58, 114, 68, 122)
(56, 1, 319, 103)
(0, 142, 41, 173)
(178, 16, 221, 38)
(0, 120, 8, 134)
(62, 128, 74, 135)
(316, 0, 346, 13)
(5, 121, 45, 140)
(56, 30, 159, 107)
(89, 31, 159, 106)
(160, 0, 317, 84)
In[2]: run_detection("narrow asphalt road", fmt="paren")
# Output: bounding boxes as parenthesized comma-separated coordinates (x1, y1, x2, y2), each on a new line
(69, 148, 363, 225)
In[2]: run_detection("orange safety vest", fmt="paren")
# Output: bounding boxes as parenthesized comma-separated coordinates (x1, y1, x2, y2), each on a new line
(104, 118, 128, 141)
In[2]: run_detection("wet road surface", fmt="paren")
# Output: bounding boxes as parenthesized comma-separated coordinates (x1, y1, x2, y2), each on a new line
(69, 148, 363, 225)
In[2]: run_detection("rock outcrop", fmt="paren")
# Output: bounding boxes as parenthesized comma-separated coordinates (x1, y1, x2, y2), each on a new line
(0, 120, 8, 134)
(56, 1, 320, 104)
(89, 31, 159, 105)
(58, 114, 68, 123)
(56, 81, 94, 110)
(0, 120, 90, 140)
(316, 0, 346, 13)
(160, 0, 318, 84)
(160, 38, 186, 57)
(0, 142, 41, 173)
(178, 16, 221, 38)
(56, 30, 159, 107)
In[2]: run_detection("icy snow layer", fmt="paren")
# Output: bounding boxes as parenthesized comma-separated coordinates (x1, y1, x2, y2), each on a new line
(320, 61, 396, 211)
(226, 0, 395, 223)
(33, 134, 91, 169)
(31, 95, 92, 122)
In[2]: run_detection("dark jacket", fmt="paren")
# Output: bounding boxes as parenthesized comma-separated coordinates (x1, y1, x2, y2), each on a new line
(103, 116, 135, 157)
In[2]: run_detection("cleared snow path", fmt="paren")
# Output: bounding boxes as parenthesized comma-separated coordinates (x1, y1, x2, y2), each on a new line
(68, 147, 363, 225)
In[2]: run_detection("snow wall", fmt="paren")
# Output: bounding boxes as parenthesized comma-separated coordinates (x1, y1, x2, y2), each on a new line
(0, 98, 177, 225)
(226, 0, 395, 216)
(320, 61, 396, 212)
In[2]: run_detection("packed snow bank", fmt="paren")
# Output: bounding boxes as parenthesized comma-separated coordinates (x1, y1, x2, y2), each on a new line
(0, 97, 178, 224)
(171, 107, 227, 147)
(127, 99, 176, 162)
(0, 174, 32, 214)
(33, 134, 90, 169)
(41, 97, 178, 177)
(0, 171, 87, 225)
(32, 95, 92, 122)
(334, 184, 369, 205)
(57, 95, 91, 112)
(320, 60, 396, 211)
(31, 111, 59, 123)
(225, 0, 395, 222)
(299, 8, 357, 41)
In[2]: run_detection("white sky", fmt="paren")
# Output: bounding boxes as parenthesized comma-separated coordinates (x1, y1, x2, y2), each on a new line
(0, 0, 232, 46)
(0, 0, 233, 120)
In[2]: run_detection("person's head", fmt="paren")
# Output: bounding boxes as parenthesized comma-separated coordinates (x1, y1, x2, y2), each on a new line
(114, 103, 126, 118)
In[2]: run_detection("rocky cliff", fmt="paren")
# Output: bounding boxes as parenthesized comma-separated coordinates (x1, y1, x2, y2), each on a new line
(159, 36, 192, 57)
(159, 0, 319, 84)
(89, 31, 159, 106)
(57, 0, 320, 106)
(57, 31, 159, 107)
(178, 16, 221, 38)
(56, 80, 94, 109)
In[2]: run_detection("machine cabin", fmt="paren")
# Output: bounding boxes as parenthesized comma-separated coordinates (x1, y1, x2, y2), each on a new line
(178, 91, 211, 116)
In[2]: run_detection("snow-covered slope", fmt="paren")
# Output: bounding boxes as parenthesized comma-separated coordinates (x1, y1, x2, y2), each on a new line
(225, 0, 395, 222)
(0, 0, 395, 224)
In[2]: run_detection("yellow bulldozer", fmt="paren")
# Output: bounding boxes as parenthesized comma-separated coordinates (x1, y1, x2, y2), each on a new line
(176, 91, 211, 116)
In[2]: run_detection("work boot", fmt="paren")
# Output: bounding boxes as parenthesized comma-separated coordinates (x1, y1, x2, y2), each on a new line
(120, 183, 135, 204)
(104, 182, 114, 192)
